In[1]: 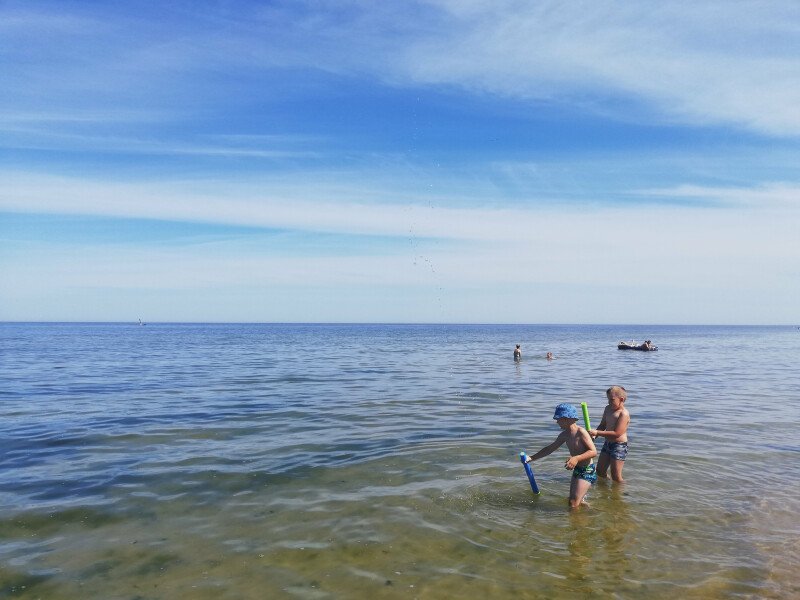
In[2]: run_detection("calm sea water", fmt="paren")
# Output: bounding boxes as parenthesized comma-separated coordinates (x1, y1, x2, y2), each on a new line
(1, 323, 799, 599)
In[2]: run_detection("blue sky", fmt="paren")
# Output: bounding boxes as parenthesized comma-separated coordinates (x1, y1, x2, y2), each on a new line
(2, 1, 799, 324)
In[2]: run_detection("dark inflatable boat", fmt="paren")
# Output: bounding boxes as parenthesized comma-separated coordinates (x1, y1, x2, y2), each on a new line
(618, 340, 657, 351)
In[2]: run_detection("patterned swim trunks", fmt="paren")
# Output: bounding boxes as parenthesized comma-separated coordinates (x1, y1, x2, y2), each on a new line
(572, 463, 597, 484)
(601, 440, 629, 461)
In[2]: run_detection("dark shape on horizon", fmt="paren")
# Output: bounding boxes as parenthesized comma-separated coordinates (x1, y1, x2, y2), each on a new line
(618, 340, 657, 351)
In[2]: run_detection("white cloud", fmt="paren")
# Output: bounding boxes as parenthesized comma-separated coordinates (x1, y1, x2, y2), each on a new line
(0, 129, 318, 159)
(3, 172, 798, 287)
(3, 169, 798, 323)
(640, 183, 800, 210)
(5, 2, 800, 136)
(4, 171, 798, 241)
(391, 3, 800, 136)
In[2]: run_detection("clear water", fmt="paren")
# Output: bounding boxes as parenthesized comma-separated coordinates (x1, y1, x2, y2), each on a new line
(1, 323, 799, 599)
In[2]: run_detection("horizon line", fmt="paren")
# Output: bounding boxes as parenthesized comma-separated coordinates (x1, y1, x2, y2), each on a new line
(0, 321, 795, 327)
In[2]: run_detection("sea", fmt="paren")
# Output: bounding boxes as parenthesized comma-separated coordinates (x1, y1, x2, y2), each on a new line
(1, 323, 799, 599)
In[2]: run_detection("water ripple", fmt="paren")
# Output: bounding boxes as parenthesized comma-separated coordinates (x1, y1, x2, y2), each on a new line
(1, 323, 799, 598)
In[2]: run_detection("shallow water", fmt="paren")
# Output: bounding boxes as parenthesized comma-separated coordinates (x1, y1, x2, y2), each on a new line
(1, 323, 799, 598)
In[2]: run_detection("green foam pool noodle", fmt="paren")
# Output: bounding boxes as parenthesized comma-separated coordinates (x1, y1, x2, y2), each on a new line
(581, 402, 594, 465)
(581, 402, 591, 430)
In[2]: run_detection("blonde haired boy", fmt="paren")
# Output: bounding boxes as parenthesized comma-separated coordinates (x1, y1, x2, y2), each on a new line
(590, 385, 630, 482)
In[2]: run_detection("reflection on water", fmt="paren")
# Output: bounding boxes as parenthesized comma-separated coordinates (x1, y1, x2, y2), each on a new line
(1, 323, 799, 598)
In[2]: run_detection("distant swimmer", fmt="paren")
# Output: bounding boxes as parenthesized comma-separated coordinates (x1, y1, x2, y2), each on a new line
(514, 344, 521, 360)
(546, 352, 554, 360)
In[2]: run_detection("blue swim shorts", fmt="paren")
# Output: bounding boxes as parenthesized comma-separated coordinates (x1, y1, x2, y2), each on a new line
(572, 463, 597, 484)
(601, 440, 629, 461)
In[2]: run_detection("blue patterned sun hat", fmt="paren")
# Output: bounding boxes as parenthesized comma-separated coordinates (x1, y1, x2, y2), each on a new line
(553, 403, 579, 420)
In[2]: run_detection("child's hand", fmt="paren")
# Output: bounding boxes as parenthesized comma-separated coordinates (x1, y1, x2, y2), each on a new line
(565, 457, 578, 470)
(589, 429, 598, 438)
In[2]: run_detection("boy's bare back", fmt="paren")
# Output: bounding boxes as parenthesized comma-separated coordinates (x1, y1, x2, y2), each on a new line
(557, 426, 595, 468)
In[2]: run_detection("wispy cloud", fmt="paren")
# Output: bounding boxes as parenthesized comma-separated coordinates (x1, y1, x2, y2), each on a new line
(640, 183, 800, 209)
(3, 185, 796, 324)
(3, 170, 798, 323)
(4, 172, 798, 254)
(0, 130, 320, 159)
(4, 2, 800, 136)
(395, 3, 800, 136)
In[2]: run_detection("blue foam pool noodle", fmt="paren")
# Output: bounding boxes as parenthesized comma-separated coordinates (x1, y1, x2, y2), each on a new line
(520, 451, 540, 495)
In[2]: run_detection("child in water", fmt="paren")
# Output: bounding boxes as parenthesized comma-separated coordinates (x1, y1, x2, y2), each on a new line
(590, 385, 630, 482)
(525, 403, 597, 507)
(514, 344, 521, 360)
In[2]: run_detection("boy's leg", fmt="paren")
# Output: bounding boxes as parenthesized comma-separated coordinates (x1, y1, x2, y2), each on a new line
(569, 477, 592, 508)
(596, 452, 610, 478)
(609, 458, 625, 483)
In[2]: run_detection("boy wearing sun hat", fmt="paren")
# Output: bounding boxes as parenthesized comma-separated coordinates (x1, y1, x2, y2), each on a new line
(524, 403, 598, 508)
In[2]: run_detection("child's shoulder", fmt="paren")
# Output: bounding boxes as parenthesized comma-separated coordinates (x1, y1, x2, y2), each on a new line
(569, 425, 588, 437)
(555, 428, 571, 440)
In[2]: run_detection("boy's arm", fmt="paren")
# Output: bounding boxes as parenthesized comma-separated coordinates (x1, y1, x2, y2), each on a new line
(589, 407, 608, 437)
(591, 412, 629, 440)
(565, 428, 598, 469)
(526, 435, 565, 462)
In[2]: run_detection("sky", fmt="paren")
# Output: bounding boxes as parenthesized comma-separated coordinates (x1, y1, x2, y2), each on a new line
(1, 0, 799, 324)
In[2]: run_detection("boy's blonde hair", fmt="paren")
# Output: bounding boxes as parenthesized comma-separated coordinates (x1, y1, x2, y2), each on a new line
(606, 385, 627, 402)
